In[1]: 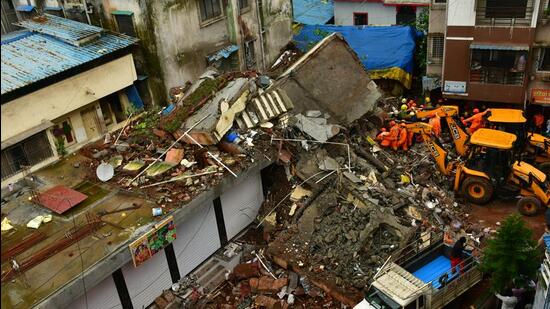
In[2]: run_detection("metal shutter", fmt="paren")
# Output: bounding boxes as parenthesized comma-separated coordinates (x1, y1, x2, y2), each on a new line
(173, 201, 221, 276)
(68, 275, 121, 309)
(220, 172, 263, 240)
(122, 250, 172, 309)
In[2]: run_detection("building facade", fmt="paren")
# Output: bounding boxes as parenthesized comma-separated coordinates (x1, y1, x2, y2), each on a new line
(1, 15, 141, 187)
(2, 0, 293, 104)
(333, 0, 428, 26)
(439, 0, 547, 105)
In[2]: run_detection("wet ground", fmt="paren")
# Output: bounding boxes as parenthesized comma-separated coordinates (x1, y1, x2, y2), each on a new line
(466, 198, 546, 240)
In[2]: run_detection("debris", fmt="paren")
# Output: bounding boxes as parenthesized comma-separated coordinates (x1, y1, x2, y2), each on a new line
(146, 162, 176, 177)
(123, 160, 145, 172)
(180, 159, 196, 168)
(1, 217, 14, 231)
(165, 148, 185, 164)
(232, 262, 260, 280)
(293, 114, 340, 142)
(289, 204, 298, 216)
(26, 216, 44, 229)
(152, 208, 163, 217)
(290, 186, 312, 202)
(96, 162, 115, 182)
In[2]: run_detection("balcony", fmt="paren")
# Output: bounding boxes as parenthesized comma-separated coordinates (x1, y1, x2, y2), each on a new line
(476, 0, 535, 26)
(469, 48, 527, 85)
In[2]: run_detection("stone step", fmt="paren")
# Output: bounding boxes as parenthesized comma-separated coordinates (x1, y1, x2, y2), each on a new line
(203, 267, 228, 293)
(193, 258, 218, 280)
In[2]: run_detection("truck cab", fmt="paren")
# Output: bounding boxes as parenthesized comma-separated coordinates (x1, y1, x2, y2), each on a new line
(354, 233, 482, 309)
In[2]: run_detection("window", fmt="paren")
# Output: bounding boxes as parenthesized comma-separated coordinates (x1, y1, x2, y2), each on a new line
(396, 6, 416, 25)
(244, 40, 256, 69)
(434, 0, 446, 3)
(199, 0, 222, 22)
(1, 131, 54, 180)
(470, 49, 527, 85)
(485, 0, 527, 18)
(430, 35, 444, 63)
(113, 13, 136, 37)
(239, 0, 249, 12)
(539, 48, 550, 71)
(51, 120, 75, 145)
(99, 93, 126, 125)
(353, 12, 368, 25)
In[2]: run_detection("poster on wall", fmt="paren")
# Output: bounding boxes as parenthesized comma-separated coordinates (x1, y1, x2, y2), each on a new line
(129, 216, 177, 267)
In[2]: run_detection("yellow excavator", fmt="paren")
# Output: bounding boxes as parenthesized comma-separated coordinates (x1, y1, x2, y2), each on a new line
(415, 106, 470, 156)
(485, 108, 550, 176)
(404, 122, 550, 216)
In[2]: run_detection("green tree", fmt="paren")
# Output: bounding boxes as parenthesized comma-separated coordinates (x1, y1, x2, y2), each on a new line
(480, 214, 541, 292)
(414, 10, 429, 76)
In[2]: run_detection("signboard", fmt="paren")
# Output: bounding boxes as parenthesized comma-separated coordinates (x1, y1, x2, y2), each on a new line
(532, 88, 550, 105)
(443, 81, 467, 94)
(129, 216, 177, 267)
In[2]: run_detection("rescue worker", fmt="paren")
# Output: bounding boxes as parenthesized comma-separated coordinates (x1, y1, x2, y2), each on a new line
(450, 237, 467, 274)
(429, 114, 442, 137)
(425, 97, 433, 109)
(397, 123, 409, 151)
(398, 104, 409, 120)
(376, 128, 391, 147)
(463, 108, 488, 134)
(389, 121, 401, 151)
(533, 112, 544, 133)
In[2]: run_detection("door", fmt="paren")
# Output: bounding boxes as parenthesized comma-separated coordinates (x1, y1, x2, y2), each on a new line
(81, 107, 101, 140)
(220, 172, 264, 240)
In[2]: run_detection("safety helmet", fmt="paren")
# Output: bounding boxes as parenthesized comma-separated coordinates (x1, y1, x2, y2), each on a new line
(402, 98, 407, 104)
(400, 123, 406, 127)
(420, 104, 425, 108)
(409, 112, 415, 116)
(425, 97, 431, 103)
(390, 121, 396, 126)
(401, 104, 408, 111)
(473, 108, 480, 114)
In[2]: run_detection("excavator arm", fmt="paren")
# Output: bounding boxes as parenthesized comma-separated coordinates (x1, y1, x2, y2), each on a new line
(403, 122, 453, 176)
(415, 106, 470, 156)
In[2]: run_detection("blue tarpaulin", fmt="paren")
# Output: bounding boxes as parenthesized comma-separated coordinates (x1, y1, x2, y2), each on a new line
(126, 85, 144, 110)
(293, 25, 421, 88)
(293, 0, 334, 25)
(207, 45, 239, 63)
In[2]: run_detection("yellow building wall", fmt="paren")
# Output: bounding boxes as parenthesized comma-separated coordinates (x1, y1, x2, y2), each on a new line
(1, 54, 137, 142)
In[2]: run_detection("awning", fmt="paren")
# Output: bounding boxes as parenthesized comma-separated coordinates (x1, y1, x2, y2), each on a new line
(207, 45, 239, 63)
(1, 120, 53, 150)
(470, 43, 529, 51)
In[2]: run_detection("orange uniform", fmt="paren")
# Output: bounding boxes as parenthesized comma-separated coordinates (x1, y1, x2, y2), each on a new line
(429, 114, 442, 137)
(389, 124, 401, 151)
(463, 111, 487, 134)
(376, 131, 391, 147)
(534, 113, 544, 130)
(397, 125, 409, 151)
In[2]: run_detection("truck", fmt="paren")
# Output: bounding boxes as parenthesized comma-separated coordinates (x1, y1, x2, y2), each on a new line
(354, 232, 482, 309)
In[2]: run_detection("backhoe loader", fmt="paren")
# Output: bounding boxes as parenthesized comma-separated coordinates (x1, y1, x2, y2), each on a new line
(404, 122, 550, 216)
(415, 106, 470, 157)
(485, 108, 550, 175)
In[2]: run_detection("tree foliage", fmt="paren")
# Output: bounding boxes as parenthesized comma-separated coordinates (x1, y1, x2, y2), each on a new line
(414, 10, 429, 76)
(480, 214, 541, 292)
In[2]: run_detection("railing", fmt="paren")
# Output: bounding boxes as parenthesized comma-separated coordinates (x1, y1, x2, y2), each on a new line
(470, 67, 525, 85)
(392, 230, 443, 266)
(431, 257, 483, 309)
(475, 0, 535, 26)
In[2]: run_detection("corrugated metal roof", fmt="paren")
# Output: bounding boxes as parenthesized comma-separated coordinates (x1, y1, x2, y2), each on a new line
(15, 14, 103, 44)
(293, 0, 334, 25)
(1, 30, 137, 95)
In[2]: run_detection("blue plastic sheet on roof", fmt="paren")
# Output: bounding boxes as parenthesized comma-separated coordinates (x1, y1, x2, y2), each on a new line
(16, 5, 35, 12)
(293, 25, 421, 88)
(293, 0, 334, 25)
(207, 45, 239, 62)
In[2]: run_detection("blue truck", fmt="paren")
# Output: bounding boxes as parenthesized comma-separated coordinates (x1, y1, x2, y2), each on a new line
(354, 232, 482, 309)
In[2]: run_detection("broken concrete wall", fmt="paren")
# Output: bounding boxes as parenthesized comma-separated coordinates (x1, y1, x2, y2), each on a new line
(274, 33, 382, 125)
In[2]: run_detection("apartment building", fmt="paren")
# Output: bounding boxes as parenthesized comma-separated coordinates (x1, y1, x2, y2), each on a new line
(438, 0, 546, 105)
(333, 0, 429, 26)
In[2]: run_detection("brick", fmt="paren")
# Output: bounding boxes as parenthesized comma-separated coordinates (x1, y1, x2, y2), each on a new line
(257, 276, 289, 293)
(255, 295, 278, 308)
(232, 262, 260, 280)
(163, 290, 175, 303)
(153, 128, 169, 139)
(165, 148, 184, 164)
(154, 295, 168, 309)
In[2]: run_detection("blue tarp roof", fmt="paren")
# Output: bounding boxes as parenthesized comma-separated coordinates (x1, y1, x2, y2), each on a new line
(16, 13, 103, 44)
(293, 25, 419, 74)
(293, 0, 334, 25)
(1, 15, 138, 95)
(207, 44, 239, 62)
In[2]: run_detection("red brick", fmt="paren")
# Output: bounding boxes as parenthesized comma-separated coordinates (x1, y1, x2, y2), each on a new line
(154, 295, 168, 308)
(257, 276, 289, 293)
(232, 262, 260, 280)
(255, 295, 278, 308)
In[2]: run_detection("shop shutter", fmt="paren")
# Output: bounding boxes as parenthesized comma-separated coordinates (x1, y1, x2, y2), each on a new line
(68, 275, 121, 309)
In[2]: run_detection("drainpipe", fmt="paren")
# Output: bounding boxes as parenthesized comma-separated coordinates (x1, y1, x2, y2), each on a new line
(255, 0, 266, 70)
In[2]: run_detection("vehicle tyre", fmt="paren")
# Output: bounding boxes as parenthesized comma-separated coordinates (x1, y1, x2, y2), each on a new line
(517, 196, 541, 216)
(461, 177, 493, 204)
(537, 162, 550, 178)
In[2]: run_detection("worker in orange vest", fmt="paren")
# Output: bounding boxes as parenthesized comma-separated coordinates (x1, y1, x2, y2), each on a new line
(463, 108, 488, 134)
(534, 113, 545, 133)
(376, 128, 392, 147)
(389, 121, 401, 151)
(429, 114, 442, 137)
(397, 123, 409, 151)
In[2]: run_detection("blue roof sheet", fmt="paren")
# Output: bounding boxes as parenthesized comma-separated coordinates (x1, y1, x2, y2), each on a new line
(15, 14, 103, 44)
(544, 235, 550, 250)
(293, 0, 334, 25)
(16, 5, 35, 12)
(207, 44, 239, 62)
(293, 25, 420, 73)
(1, 30, 137, 95)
